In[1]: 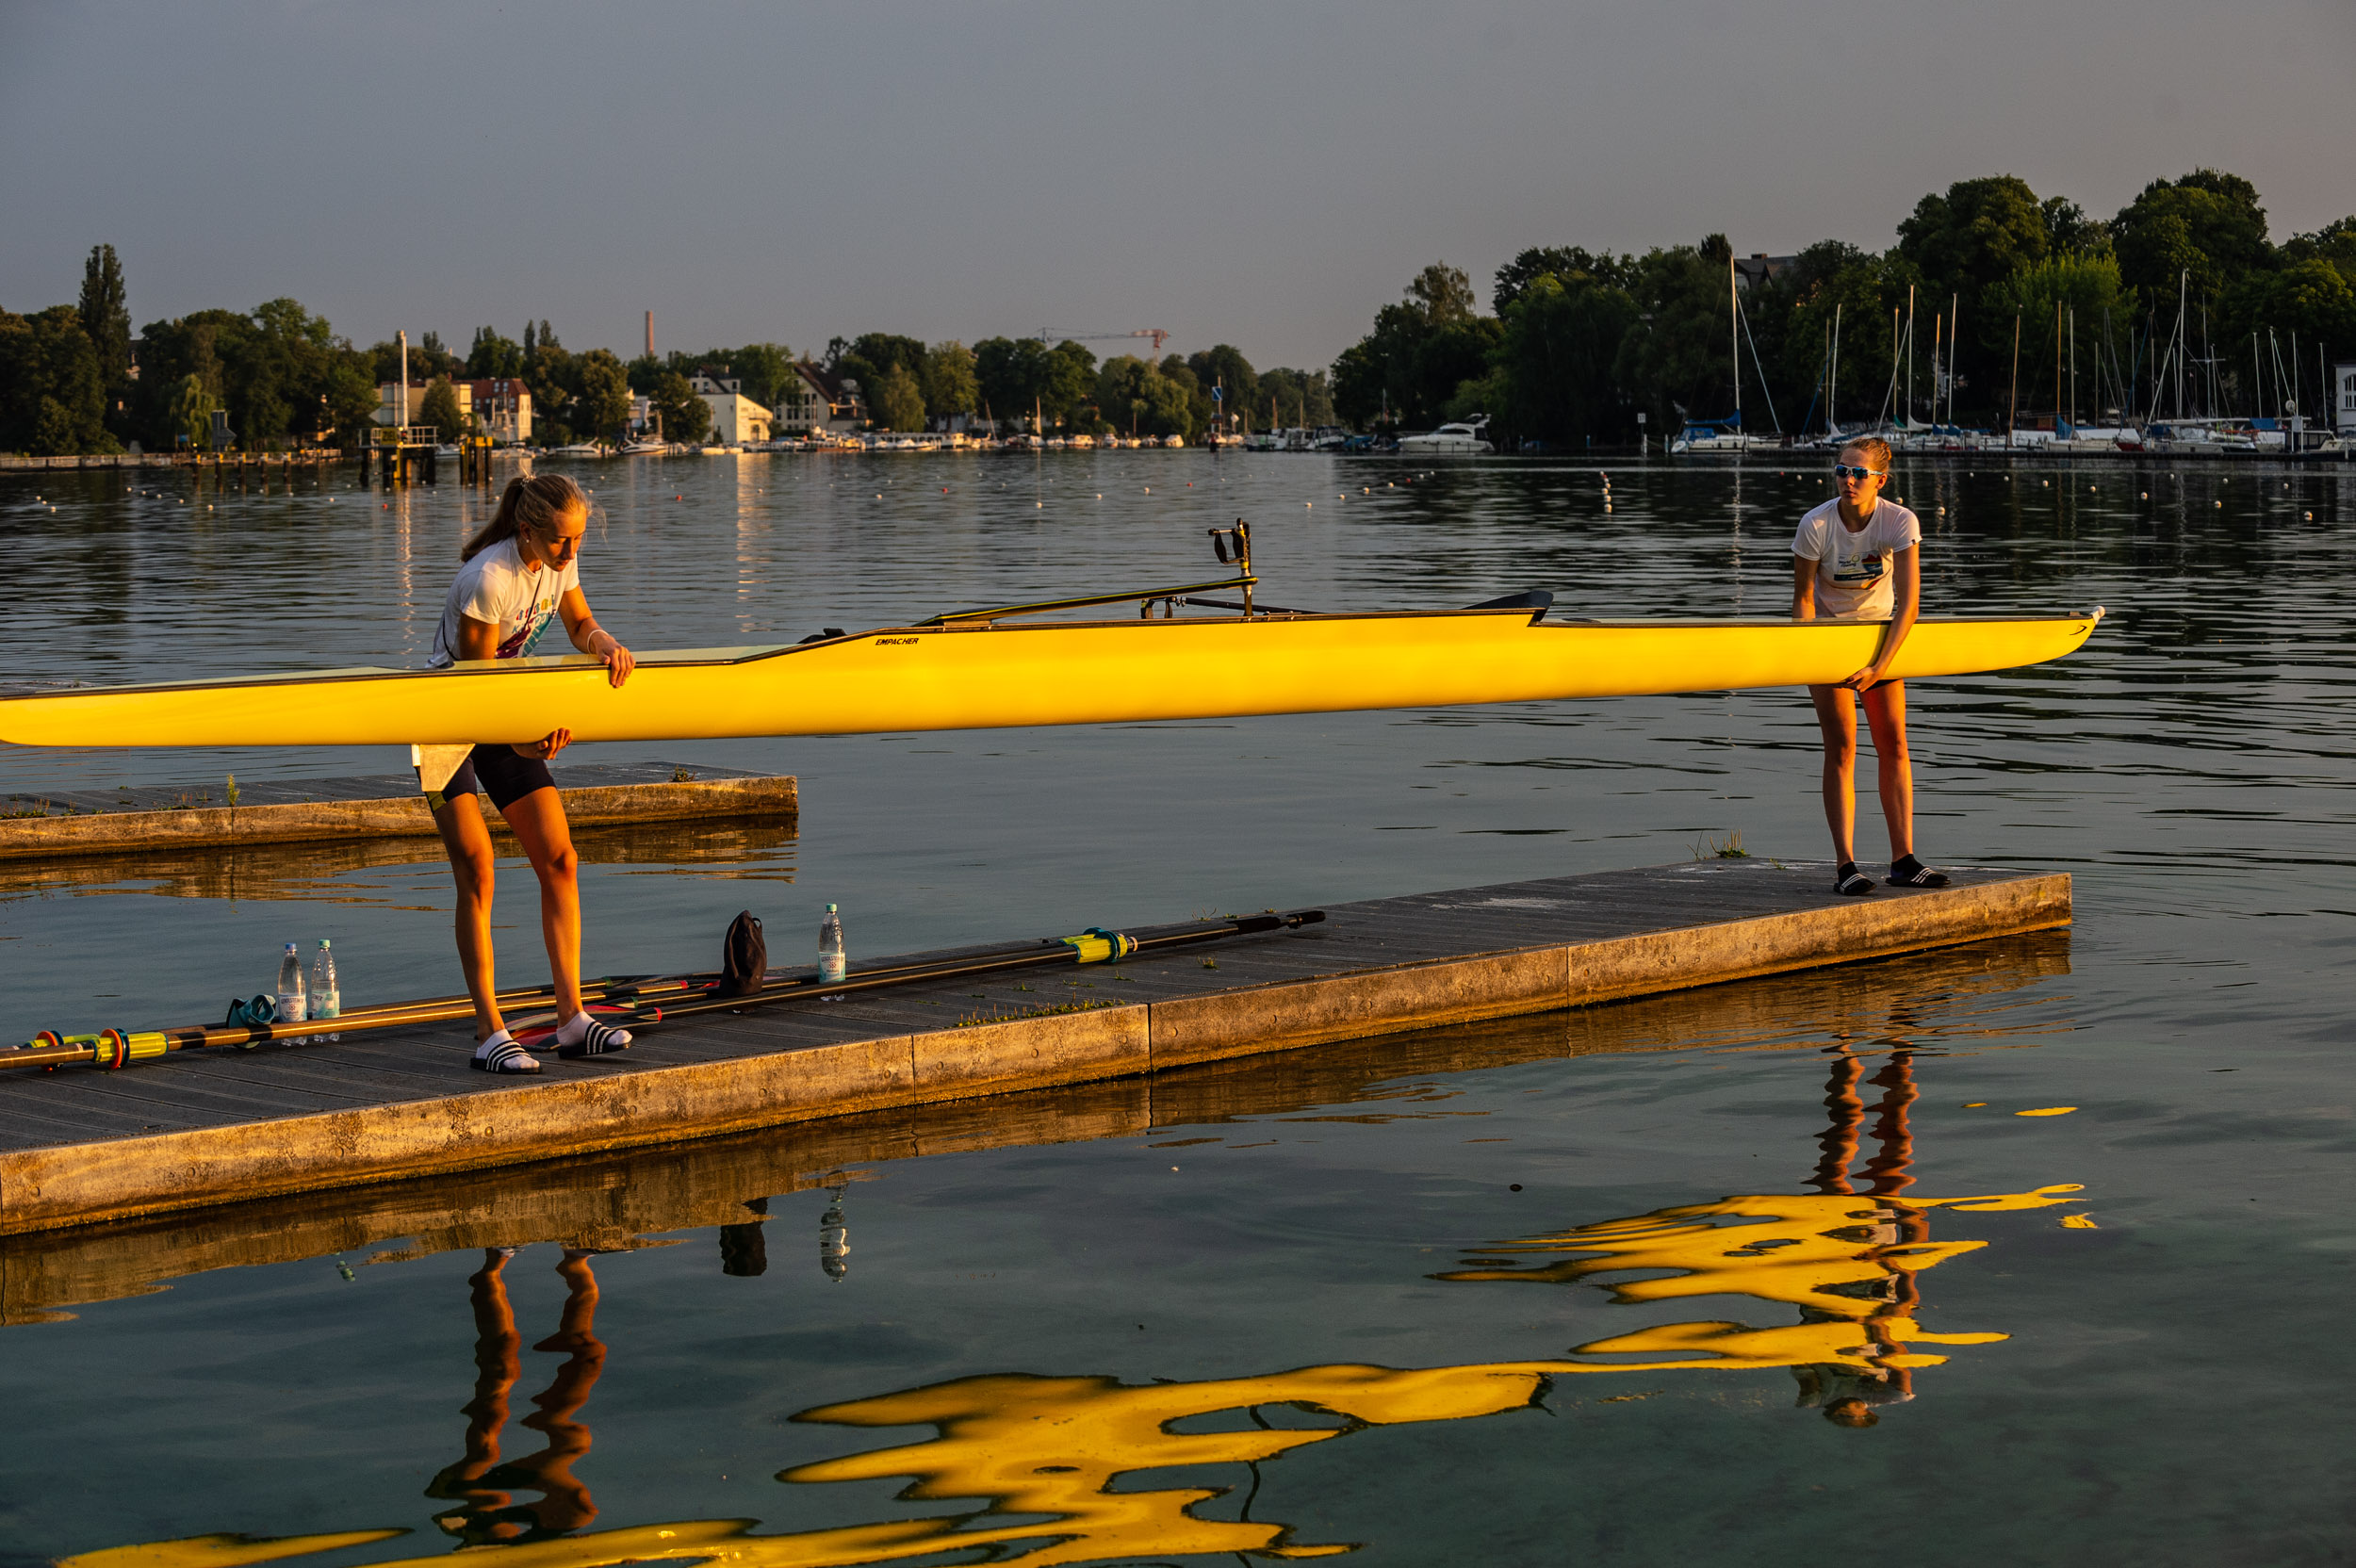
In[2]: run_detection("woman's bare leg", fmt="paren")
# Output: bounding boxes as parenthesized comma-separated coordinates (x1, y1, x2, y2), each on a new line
(1809, 683, 1858, 865)
(1861, 680, 1914, 861)
(433, 792, 506, 1041)
(498, 787, 584, 1022)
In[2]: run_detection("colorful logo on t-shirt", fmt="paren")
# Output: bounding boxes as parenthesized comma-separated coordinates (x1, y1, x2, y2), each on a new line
(496, 589, 561, 659)
(1830, 539, 1886, 585)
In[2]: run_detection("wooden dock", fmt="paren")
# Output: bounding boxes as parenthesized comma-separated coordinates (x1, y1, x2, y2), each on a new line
(0, 861, 2070, 1238)
(0, 760, 794, 859)
(0, 927, 2071, 1325)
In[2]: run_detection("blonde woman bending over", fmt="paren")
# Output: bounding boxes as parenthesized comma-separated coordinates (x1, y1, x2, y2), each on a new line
(423, 473, 636, 1072)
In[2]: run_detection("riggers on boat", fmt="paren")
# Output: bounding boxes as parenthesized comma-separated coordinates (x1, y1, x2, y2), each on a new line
(0, 523, 2104, 749)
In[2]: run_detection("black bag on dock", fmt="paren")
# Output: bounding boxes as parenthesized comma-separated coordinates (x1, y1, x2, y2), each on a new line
(717, 910, 767, 996)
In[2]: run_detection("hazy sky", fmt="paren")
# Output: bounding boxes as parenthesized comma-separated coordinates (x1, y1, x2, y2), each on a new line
(3, 0, 2349, 372)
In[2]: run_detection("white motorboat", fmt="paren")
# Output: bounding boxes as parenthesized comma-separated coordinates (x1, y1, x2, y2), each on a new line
(1668, 416, 1772, 455)
(546, 441, 605, 457)
(1395, 416, 1494, 455)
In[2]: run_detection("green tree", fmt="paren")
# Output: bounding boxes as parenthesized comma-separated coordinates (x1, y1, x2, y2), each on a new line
(2220, 259, 2356, 395)
(1482, 269, 1641, 446)
(871, 362, 927, 431)
(77, 243, 131, 437)
(2111, 170, 2272, 298)
(1043, 342, 1099, 429)
(1185, 344, 1257, 426)
(626, 352, 665, 394)
(650, 370, 711, 444)
(417, 376, 465, 441)
(1154, 354, 1205, 436)
(1896, 175, 2051, 399)
(319, 360, 381, 446)
(1331, 262, 1503, 430)
(921, 340, 978, 420)
(1773, 242, 1914, 429)
(725, 343, 795, 410)
(1409, 262, 1479, 323)
(2282, 218, 2356, 286)
(170, 372, 212, 450)
(1984, 253, 2130, 415)
(1097, 355, 1194, 436)
(575, 350, 631, 443)
(1257, 367, 1334, 428)
(467, 326, 524, 379)
(973, 337, 1041, 428)
(1493, 247, 1631, 313)
(0, 304, 113, 454)
(1614, 243, 1745, 432)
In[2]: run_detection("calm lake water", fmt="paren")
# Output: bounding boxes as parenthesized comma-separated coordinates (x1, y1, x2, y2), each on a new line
(2, 451, 2352, 1565)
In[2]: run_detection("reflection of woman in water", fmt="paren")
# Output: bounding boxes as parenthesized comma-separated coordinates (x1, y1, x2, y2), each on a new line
(1793, 1048, 1927, 1427)
(426, 1247, 607, 1544)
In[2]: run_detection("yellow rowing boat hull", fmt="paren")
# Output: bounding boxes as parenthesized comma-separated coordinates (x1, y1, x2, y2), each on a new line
(0, 608, 2102, 748)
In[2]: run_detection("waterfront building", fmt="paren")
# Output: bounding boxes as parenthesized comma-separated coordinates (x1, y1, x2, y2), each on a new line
(371, 380, 532, 443)
(774, 362, 867, 436)
(2337, 362, 2355, 433)
(374, 381, 467, 429)
(459, 378, 532, 445)
(1733, 253, 1798, 292)
(690, 369, 774, 446)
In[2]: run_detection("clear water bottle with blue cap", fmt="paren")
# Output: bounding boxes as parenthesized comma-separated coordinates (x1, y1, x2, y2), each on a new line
(275, 942, 307, 1023)
(818, 904, 846, 986)
(309, 939, 339, 1020)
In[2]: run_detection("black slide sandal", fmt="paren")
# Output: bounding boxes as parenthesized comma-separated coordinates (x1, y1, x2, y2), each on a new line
(1835, 862, 1875, 896)
(1889, 856, 1950, 889)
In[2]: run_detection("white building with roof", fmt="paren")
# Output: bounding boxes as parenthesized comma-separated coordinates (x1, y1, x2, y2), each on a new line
(690, 370, 772, 446)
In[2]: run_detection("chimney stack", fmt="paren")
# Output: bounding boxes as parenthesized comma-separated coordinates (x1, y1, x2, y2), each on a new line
(645, 310, 653, 360)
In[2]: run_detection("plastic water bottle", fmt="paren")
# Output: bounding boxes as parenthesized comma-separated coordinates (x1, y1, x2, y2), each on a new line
(818, 904, 846, 987)
(275, 941, 307, 1023)
(309, 939, 339, 1020)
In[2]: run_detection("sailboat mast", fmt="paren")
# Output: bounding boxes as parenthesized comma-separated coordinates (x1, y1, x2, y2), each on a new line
(1906, 286, 1916, 426)
(1931, 312, 1942, 431)
(1829, 302, 1841, 433)
(1729, 254, 1741, 423)
(1950, 293, 1960, 428)
(2175, 269, 2187, 421)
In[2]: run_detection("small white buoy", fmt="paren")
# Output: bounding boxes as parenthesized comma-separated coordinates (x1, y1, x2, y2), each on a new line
(1305, 501, 1312, 508)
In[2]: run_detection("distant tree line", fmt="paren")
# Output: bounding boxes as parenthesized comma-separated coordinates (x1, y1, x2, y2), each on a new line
(0, 249, 666, 454)
(1333, 170, 2356, 447)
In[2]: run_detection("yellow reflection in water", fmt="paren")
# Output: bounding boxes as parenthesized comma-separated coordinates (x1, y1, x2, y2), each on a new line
(69, 1053, 2082, 1568)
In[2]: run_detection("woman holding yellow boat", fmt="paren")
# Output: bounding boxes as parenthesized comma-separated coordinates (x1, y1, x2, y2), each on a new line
(426, 473, 637, 1073)
(1792, 437, 1949, 897)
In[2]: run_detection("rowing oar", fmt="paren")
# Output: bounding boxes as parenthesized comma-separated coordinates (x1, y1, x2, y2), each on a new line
(3, 910, 1325, 1072)
(616, 908, 1328, 1033)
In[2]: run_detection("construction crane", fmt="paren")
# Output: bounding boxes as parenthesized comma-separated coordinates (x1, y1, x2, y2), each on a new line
(1035, 328, 1172, 358)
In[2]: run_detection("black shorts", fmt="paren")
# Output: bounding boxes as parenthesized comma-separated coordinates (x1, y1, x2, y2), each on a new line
(443, 743, 556, 811)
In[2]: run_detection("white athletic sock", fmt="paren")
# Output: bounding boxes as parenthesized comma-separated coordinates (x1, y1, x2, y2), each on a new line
(473, 1027, 516, 1059)
(553, 1011, 614, 1047)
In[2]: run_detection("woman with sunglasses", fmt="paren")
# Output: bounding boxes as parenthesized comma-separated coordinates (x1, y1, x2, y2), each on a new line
(1792, 438, 1948, 897)
(423, 472, 638, 1073)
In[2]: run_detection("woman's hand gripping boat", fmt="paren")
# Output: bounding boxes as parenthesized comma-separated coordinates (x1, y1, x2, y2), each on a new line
(0, 523, 2103, 749)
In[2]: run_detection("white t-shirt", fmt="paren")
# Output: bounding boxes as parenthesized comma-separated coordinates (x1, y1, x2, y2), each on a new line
(428, 537, 579, 666)
(1792, 498, 1921, 621)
